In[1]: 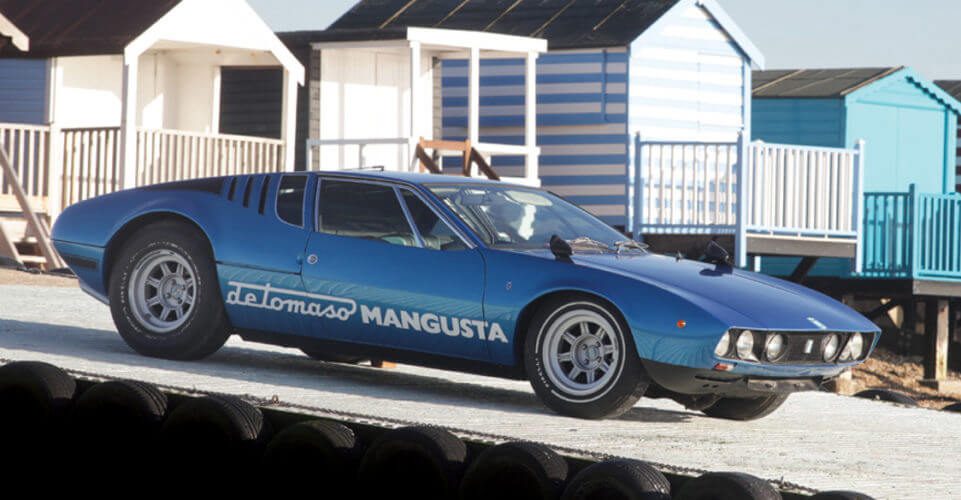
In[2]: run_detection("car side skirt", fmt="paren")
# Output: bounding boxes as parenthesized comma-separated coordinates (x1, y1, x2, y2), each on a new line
(235, 328, 526, 380)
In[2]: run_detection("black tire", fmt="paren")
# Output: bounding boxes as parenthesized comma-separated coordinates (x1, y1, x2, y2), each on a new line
(853, 389, 918, 406)
(461, 441, 569, 500)
(810, 491, 876, 500)
(160, 394, 270, 473)
(109, 220, 230, 360)
(525, 295, 649, 420)
(675, 472, 781, 500)
(70, 379, 167, 436)
(0, 361, 76, 429)
(943, 402, 961, 413)
(561, 459, 670, 500)
(701, 394, 788, 421)
(359, 426, 467, 500)
(263, 419, 362, 490)
(69, 380, 168, 472)
(300, 347, 367, 365)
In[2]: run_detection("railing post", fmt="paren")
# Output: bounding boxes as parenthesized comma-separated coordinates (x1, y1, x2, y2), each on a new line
(46, 125, 63, 220)
(909, 183, 919, 277)
(120, 55, 139, 190)
(735, 131, 748, 268)
(633, 132, 644, 242)
(852, 139, 866, 273)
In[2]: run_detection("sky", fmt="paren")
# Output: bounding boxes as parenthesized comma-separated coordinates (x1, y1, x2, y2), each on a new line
(247, 0, 961, 80)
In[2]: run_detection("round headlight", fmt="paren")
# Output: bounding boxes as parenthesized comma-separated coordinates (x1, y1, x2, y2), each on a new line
(736, 330, 757, 361)
(765, 333, 786, 361)
(714, 333, 731, 357)
(822, 333, 840, 362)
(840, 333, 864, 362)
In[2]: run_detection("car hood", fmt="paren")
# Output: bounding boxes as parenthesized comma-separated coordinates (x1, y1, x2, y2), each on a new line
(566, 251, 878, 332)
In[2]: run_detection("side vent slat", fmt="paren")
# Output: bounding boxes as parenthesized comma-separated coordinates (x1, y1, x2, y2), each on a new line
(242, 177, 254, 208)
(227, 177, 238, 201)
(258, 176, 271, 215)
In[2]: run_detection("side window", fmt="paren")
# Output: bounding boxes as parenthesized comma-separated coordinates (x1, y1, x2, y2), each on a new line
(276, 175, 307, 227)
(317, 180, 416, 247)
(400, 190, 467, 251)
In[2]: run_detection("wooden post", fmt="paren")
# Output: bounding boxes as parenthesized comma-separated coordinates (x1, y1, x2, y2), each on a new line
(924, 299, 949, 381)
(467, 47, 480, 147)
(524, 51, 538, 184)
(734, 131, 748, 268)
(120, 55, 139, 189)
(280, 68, 298, 172)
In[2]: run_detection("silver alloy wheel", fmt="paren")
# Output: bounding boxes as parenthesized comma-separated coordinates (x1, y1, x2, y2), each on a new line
(128, 249, 196, 334)
(542, 309, 620, 397)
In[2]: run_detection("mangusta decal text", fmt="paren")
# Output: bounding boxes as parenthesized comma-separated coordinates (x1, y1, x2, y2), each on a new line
(225, 281, 507, 343)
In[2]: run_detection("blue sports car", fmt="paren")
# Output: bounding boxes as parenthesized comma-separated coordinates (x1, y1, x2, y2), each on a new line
(51, 171, 880, 420)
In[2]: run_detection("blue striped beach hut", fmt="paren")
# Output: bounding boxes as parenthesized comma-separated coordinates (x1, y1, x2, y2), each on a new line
(324, 0, 764, 228)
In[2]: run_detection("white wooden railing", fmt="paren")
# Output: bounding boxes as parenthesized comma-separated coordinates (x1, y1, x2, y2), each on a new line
(61, 127, 123, 209)
(744, 141, 864, 238)
(633, 134, 865, 268)
(633, 140, 740, 232)
(305, 136, 541, 186)
(0, 123, 50, 212)
(136, 128, 285, 185)
(0, 122, 287, 223)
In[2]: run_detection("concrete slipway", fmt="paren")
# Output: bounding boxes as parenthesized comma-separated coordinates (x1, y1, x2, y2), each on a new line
(0, 284, 957, 499)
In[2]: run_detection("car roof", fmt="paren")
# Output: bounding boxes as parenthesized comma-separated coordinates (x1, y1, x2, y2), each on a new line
(310, 169, 524, 187)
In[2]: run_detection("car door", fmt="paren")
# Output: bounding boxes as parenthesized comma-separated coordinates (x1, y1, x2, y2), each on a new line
(217, 173, 313, 336)
(300, 178, 492, 361)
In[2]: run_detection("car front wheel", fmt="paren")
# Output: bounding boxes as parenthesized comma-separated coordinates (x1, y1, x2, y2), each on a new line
(109, 220, 231, 360)
(525, 295, 648, 419)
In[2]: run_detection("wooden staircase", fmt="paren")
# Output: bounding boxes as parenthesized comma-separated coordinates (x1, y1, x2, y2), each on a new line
(0, 145, 64, 271)
(414, 138, 500, 180)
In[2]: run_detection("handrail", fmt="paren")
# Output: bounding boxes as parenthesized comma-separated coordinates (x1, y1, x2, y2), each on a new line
(633, 135, 865, 270)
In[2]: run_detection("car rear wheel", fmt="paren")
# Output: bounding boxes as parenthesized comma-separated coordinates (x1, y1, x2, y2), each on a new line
(700, 394, 788, 421)
(109, 220, 231, 360)
(525, 295, 648, 419)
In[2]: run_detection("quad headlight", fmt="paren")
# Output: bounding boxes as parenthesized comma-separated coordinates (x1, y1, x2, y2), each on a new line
(822, 333, 841, 362)
(838, 333, 864, 362)
(714, 332, 731, 357)
(735, 330, 757, 361)
(764, 333, 787, 362)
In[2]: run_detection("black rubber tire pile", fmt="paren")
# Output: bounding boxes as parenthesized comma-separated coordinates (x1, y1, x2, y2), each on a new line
(0, 360, 876, 499)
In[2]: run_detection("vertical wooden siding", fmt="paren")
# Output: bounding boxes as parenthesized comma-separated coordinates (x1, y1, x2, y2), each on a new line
(629, 5, 745, 143)
(442, 48, 629, 226)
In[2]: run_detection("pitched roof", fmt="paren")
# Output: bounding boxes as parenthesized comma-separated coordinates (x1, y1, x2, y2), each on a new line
(935, 80, 961, 102)
(322, 0, 680, 50)
(0, 0, 180, 58)
(753, 68, 903, 98)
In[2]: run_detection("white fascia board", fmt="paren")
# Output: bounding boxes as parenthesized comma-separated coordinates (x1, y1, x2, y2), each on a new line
(407, 27, 547, 54)
(125, 0, 304, 85)
(0, 12, 29, 51)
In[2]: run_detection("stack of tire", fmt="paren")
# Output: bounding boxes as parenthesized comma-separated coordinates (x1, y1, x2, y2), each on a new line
(0, 361, 874, 499)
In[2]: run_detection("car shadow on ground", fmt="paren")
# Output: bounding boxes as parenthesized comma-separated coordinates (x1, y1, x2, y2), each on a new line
(0, 319, 696, 423)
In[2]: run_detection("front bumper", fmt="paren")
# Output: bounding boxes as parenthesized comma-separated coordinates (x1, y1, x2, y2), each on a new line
(642, 359, 835, 398)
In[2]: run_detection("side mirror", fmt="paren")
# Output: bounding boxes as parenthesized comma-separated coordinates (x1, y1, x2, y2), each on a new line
(703, 240, 732, 266)
(549, 235, 573, 262)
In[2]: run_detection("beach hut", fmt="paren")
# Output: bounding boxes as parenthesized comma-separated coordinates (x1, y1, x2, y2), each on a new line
(305, 0, 764, 228)
(752, 67, 961, 280)
(0, 0, 305, 223)
(934, 80, 961, 193)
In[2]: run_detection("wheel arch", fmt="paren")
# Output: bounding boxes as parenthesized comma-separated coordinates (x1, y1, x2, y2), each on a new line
(511, 289, 633, 373)
(102, 211, 215, 295)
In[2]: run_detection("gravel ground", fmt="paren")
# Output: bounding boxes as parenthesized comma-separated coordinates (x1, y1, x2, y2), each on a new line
(0, 284, 958, 499)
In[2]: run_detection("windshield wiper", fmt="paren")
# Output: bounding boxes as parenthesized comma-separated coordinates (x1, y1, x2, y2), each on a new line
(567, 236, 614, 251)
(614, 239, 648, 254)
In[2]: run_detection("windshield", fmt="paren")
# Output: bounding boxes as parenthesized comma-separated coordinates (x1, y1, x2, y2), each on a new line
(429, 184, 639, 252)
